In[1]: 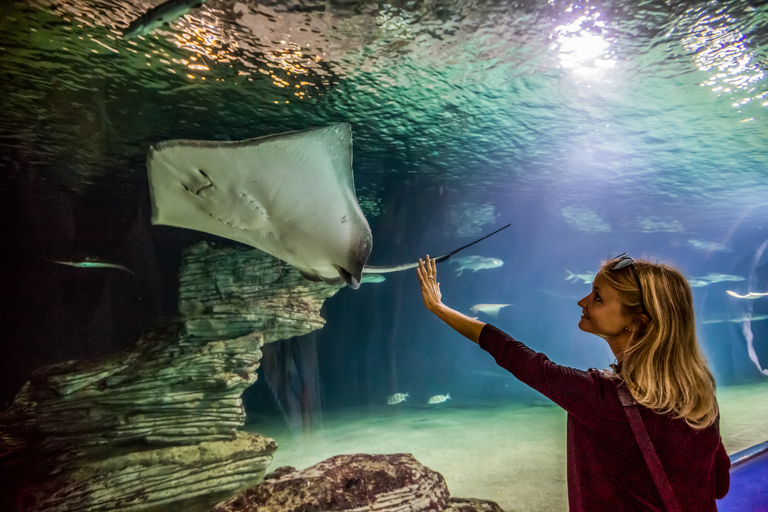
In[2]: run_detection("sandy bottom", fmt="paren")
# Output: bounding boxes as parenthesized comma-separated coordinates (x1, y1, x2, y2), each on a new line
(246, 382, 768, 512)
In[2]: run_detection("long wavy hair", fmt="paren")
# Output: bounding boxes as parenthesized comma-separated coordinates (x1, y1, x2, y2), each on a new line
(600, 257, 719, 429)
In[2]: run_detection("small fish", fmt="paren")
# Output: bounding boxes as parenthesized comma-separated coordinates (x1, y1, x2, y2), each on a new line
(456, 366, 513, 379)
(687, 239, 731, 253)
(360, 274, 386, 284)
(637, 217, 683, 233)
(702, 314, 768, 324)
(427, 393, 451, 404)
(565, 270, 595, 284)
(386, 392, 409, 405)
(123, 0, 206, 39)
(470, 303, 511, 318)
(450, 255, 504, 276)
(46, 258, 135, 275)
(697, 273, 745, 284)
(726, 290, 768, 300)
(687, 279, 710, 288)
(538, 289, 582, 300)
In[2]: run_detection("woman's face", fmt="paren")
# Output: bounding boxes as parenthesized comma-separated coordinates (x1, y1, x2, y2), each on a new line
(577, 271, 634, 340)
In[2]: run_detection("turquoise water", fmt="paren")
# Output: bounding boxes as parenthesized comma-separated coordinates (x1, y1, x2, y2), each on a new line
(1, 0, 767, 508)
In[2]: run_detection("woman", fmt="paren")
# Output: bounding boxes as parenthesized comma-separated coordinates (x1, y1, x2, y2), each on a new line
(417, 253, 730, 511)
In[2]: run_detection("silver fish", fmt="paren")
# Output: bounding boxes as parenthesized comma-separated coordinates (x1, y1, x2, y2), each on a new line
(427, 393, 451, 404)
(687, 239, 731, 253)
(565, 270, 595, 284)
(726, 290, 768, 300)
(386, 392, 409, 405)
(470, 303, 511, 318)
(360, 274, 386, 284)
(702, 314, 768, 324)
(123, 0, 206, 39)
(698, 273, 745, 283)
(450, 255, 504, 276)
(687, 279, 710, 288)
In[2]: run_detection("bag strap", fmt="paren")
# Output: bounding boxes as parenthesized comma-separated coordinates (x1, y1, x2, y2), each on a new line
(614, 380, 682, 512)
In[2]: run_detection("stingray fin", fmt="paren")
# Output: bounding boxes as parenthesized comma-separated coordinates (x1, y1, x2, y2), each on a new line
(299, 270, 323, 282)
(147, 123, 372, 288)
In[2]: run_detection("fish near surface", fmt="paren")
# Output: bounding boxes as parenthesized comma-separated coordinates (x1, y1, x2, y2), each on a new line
(123, 0, 206, 39)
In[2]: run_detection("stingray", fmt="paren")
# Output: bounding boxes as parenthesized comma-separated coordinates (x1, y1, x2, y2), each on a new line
(147, 123, 509, 289)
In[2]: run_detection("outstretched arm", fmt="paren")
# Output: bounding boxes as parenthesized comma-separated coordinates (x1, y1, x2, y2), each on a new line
(417, 255, 486, 344)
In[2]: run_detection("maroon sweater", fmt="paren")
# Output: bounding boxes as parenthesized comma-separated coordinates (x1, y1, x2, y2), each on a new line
(478, 324, 730, 511)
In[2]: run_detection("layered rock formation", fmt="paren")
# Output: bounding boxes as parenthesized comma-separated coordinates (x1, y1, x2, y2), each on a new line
(0, 242, 343, 511)
(211, 453, 504, 512)
(211, 453, 450, 512)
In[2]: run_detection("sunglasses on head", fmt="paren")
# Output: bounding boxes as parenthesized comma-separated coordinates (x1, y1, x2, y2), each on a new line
(611, 253, 650, 318)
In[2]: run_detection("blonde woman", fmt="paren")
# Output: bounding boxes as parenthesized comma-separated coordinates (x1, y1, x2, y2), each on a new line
(417, 253, 730, 511)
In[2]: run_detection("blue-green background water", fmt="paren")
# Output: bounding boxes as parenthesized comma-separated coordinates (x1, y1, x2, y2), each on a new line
(1, 0, 767, 433)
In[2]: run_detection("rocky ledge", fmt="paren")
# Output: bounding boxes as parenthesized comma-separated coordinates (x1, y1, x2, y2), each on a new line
(211, 453, 503, 512)
(0, 242, 343, 511)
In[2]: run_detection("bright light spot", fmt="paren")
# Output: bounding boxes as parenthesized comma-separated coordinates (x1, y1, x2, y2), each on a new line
(681, 7, 766, 109)
(553, 8, 614, 81)
(559, 32, 608, 65)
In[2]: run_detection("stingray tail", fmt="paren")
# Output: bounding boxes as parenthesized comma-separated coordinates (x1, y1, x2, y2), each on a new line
(362, 223, 510, 274)
(433, 223, 511, 263)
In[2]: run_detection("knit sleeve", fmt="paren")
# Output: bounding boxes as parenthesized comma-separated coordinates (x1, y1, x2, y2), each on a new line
(478, 323, 614, 422)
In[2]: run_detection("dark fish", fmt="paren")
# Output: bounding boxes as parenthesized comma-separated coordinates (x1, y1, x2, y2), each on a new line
(46, 258, 135, 275)
(123, 0, 206, 39)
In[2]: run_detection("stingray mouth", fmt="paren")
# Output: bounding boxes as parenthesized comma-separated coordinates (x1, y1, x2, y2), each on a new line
(335, 265, 361, 290)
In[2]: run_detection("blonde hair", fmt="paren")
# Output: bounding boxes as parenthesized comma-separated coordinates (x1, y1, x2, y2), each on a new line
(600, 257, 719, 429)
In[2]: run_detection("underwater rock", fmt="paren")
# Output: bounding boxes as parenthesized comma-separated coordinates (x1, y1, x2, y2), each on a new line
(16, 432, 274, 512)
(0, 244, 343, 511)
(0, 327, 275, 511)
(211, 453, 450, 512)
(179, 241, 344, 343)
(444, 497, 505, 512)
(1, 327, 265, 454)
